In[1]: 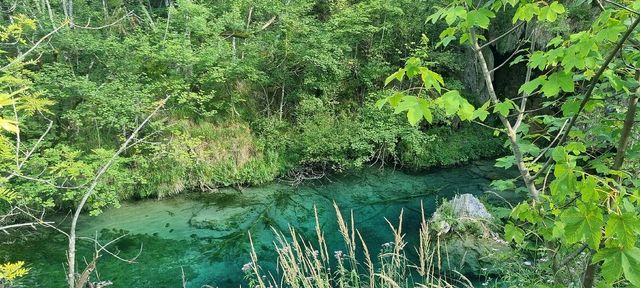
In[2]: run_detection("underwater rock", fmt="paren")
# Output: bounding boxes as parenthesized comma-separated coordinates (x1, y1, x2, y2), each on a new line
(430, 194, 510, 277)
(189, 206, 262, 237)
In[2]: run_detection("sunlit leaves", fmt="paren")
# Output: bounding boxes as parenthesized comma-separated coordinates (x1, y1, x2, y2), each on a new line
(0, 117, 18, 133)
(434, 90, 474, 120)
(381, 57, 484, 125)
(420, 67, 444, 92)
(538, 2, 565, 22)
(0, 187, 19, 203)
(518, 76, 545, 95)
(493, 99, 514, 117)
(513, 2, 565, 23)
(472, 101, 490, 121)
(0, 93, 15, 107)
(0, 261, 29, 281)
(384, 68, 406, 86)
(389, 95, 433, 126)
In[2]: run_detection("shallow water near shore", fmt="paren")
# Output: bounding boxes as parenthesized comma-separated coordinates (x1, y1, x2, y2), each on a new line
(0, 162, 511, 287)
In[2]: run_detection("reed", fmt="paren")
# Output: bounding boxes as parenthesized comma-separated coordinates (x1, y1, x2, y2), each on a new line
(244, 202, 473, 287)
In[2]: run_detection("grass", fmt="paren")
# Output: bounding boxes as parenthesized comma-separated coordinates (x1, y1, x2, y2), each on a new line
(243, 202, 473, 288)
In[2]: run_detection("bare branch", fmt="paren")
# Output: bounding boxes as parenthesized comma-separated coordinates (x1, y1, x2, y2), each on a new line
(479, 22, 525, 50)
(66, 95, 170, 288)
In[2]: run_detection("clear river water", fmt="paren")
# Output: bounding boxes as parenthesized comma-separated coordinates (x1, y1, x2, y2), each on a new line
(0, 162, 513, 287)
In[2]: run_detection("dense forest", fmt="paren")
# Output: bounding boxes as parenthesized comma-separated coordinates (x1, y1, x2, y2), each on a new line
(1, 0, 640, 287)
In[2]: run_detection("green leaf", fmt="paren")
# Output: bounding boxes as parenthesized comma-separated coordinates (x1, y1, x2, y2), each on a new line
(580, 175, 599, 202)
(375, 93, 404, 109)
(384, 69, 405, 86)
(519, 76, 545, 95)
(511, 202, 536, 223)
(472, 102, 490, 121)
(552, 221, 565, 239)
(405, 57, 422, 78)
(458, 101, 475, 121)
(495, 155, 515, 169)
(562, 98, 581, 117)
(0, 94, 16, 107)
(541, 72, 573, 97)
(552, 146, 567, 162)
(565, 141, 586, 155)
(491, 179, 515, 191)
(419, 67, 444, 93)
(593, 247, 640, 286)
(466, 8, 494, 29)
(560, 201, 604, 249)
(505, 223, 525, 244)
(528, 51, 547, 70)
(605, 212, 640, 248)
(549, 2, 565, 14)
(395, 96, 433, 126)
(493, 100, 514, 117)
(407, 107, 421, 126)
(439, 90, 462, 115)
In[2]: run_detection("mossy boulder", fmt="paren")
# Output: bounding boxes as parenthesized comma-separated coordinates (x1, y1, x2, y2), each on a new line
(431, 194, 511, 276)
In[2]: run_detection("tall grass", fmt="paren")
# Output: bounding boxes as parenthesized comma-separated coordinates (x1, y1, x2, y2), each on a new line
(243, 202, 473, 288)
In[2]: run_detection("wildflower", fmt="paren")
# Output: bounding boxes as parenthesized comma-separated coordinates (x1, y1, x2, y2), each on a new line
(523, 261, 532, 266)
(334, 250, 343, 259)
(242, 262, 253, 272)
(482, 282, 488, 286)
(382, 242, 393, 248)
(309, 249, 319, 258)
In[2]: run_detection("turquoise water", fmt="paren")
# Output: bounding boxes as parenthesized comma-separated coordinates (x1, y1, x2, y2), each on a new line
(0, 163, 507, 287)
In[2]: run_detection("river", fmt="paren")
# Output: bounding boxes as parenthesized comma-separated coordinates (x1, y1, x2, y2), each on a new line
(0, 162, 512, 287)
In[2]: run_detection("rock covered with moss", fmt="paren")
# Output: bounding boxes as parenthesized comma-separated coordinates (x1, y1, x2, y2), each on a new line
(430, 194, 510, 276)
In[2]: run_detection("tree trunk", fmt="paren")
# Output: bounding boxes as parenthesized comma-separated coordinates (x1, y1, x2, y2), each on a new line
(470, 30, 539, 200)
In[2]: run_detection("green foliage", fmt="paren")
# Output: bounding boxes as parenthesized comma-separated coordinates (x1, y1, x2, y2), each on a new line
(393, 0, 640, 286)
(398, 125, 505, 169)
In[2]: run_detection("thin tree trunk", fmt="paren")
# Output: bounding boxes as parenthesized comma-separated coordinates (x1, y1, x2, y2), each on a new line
(613, 90, 638, 169)
(470, 30, 539, 200)
(66, 96, 169, 288)
(45, 0, 55, 28)
(279, 83, 284, 121)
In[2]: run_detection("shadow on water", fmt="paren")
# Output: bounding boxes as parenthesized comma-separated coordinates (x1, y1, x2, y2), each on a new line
(0, 162, 511, 287)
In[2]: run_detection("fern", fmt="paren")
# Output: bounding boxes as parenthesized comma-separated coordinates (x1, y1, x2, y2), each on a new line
(0, 187, 19, 203)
